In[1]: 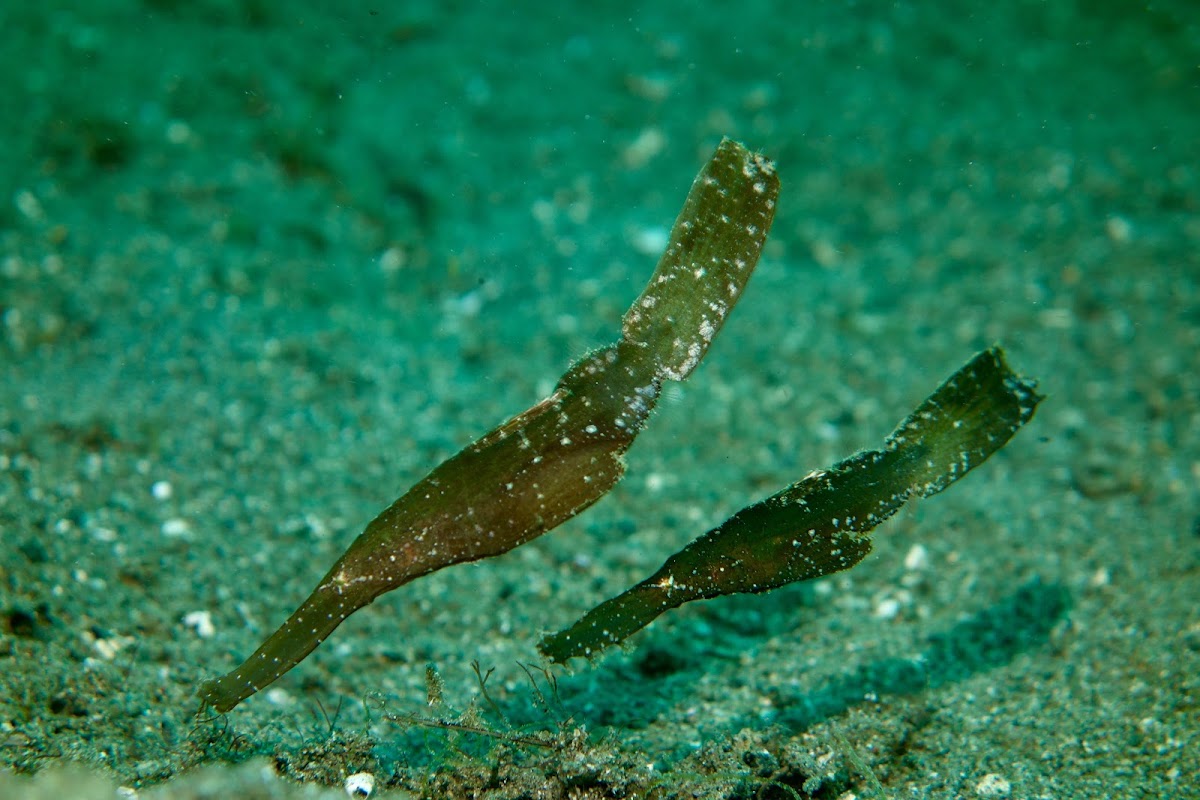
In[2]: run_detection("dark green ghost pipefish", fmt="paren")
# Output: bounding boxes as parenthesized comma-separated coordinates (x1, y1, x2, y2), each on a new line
(198, 139, 781, 711)
(540, 346, 1042, 663)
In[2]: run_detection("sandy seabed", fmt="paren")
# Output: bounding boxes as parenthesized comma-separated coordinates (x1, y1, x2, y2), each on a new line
(1, 2, 1197, 798)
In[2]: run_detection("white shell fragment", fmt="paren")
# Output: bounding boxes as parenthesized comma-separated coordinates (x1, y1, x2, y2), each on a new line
(344, 771, 375, 797)
(182, 610, 215, 638)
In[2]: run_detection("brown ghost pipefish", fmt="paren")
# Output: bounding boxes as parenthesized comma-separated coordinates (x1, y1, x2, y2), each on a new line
(199, 139, 781, 711)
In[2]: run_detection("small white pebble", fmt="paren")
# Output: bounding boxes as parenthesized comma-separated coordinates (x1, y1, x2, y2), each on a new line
(92, 634, 133, 660)
(379, 246, 407, 273)
(873, 597, 901, 620)
(161, 518, 190, 537)
(90, 526, 117, 543)
(1105, 215, 1132, 244)
(14, 189, 44, 222)
(151, 480, 173, 501)
(629, 225, 669, 256)
(345, 772, 375, 797)
(903, 543, 929, 571)
(164, 119, 193, 145)
(183, 610, 215, 638)
(622, 127, 666, 169)
(974, 773, 1011, 798)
